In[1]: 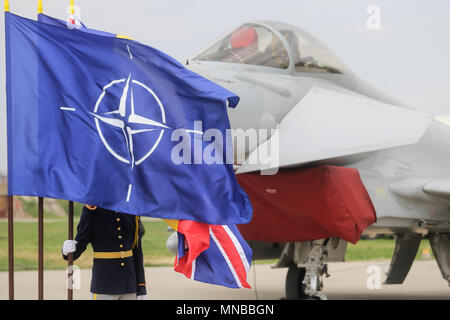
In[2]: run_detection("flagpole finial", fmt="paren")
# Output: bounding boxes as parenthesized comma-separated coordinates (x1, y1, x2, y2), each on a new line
(38, 0, 42, 13)
(4, 0, 9, 12)
(69, 0, 74, 14)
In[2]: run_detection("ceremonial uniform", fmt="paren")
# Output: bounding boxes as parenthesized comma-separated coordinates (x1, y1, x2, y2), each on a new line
(63, 206, 147, 297)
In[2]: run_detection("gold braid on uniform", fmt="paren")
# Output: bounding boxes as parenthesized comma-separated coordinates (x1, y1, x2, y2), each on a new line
(132, 216, 140, 249)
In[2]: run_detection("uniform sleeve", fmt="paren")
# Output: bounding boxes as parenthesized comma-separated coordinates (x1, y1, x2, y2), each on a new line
(133, 218, 147, 296)
(63, 206, 92, 261)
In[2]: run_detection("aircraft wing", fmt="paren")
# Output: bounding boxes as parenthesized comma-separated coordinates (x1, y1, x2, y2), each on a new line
(236, 87, 432, 174)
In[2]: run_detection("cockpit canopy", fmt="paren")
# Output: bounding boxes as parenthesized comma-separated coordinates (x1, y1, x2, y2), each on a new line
(192, 21, 347, 74)
(193, 23, 290, 69)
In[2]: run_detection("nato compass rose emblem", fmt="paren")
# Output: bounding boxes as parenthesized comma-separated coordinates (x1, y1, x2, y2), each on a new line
(91, 73, 169, 169)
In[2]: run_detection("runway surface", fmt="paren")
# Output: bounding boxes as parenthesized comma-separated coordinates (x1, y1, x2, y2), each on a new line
(1, 260, 449, 300)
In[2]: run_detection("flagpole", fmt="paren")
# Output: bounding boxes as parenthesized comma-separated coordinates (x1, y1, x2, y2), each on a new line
(67, 201, 74, 300)
(8, 196, 14, 300)
(38, 197, 44, 300)
(66, 1, 75, 300)
(34, 0, 44, 300)
(68, 1, 75, 300)
(5, 0, 12, 301)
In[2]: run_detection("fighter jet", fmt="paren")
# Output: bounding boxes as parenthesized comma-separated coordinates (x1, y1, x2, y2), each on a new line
(168, 21, 450, 299)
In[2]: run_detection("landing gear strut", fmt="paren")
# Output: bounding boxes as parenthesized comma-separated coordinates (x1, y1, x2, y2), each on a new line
(285, 239, 330, 300)
(303, 239, 329, 300)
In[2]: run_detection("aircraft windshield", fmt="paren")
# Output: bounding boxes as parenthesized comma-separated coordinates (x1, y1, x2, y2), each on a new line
(192, 23, 290, 69)
(270, 22, 347, 74)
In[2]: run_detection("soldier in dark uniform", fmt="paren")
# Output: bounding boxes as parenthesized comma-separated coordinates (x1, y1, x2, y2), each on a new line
(62, 205, 147, 300)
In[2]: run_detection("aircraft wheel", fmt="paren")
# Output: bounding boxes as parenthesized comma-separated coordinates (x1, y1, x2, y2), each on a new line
(285, 264, 308, 300)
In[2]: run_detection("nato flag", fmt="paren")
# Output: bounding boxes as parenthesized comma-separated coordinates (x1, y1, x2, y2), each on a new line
(5, 12, 252, 225)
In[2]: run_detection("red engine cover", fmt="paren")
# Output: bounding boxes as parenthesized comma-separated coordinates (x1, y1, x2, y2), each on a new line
(236, 165, 376, 244)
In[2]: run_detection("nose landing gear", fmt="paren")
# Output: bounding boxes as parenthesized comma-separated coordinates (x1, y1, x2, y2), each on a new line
(285, 239, 330, 300)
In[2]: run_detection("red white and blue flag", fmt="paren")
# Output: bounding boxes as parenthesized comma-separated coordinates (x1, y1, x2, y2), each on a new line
(175, 222, 252, 289)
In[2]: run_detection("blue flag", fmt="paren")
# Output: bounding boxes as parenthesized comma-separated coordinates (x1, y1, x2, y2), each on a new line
(36, 13, 255, 290)
(5, 12, 252, 225)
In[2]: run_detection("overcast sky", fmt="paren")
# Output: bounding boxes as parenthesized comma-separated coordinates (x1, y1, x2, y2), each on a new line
(0, 0, 449, 174)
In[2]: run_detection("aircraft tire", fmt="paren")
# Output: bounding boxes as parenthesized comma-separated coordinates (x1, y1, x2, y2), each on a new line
(285, 263, 308, 300)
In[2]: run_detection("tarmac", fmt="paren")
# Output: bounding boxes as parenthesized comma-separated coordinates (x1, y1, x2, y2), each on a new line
(1, 260, 449, 300)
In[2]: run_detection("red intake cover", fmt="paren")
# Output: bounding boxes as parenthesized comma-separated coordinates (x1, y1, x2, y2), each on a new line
(236, 166, 376, 244)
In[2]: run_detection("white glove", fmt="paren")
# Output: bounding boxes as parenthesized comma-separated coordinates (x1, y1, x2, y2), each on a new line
(62, 240, 77, 256)
(137, 295, 147, 300)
